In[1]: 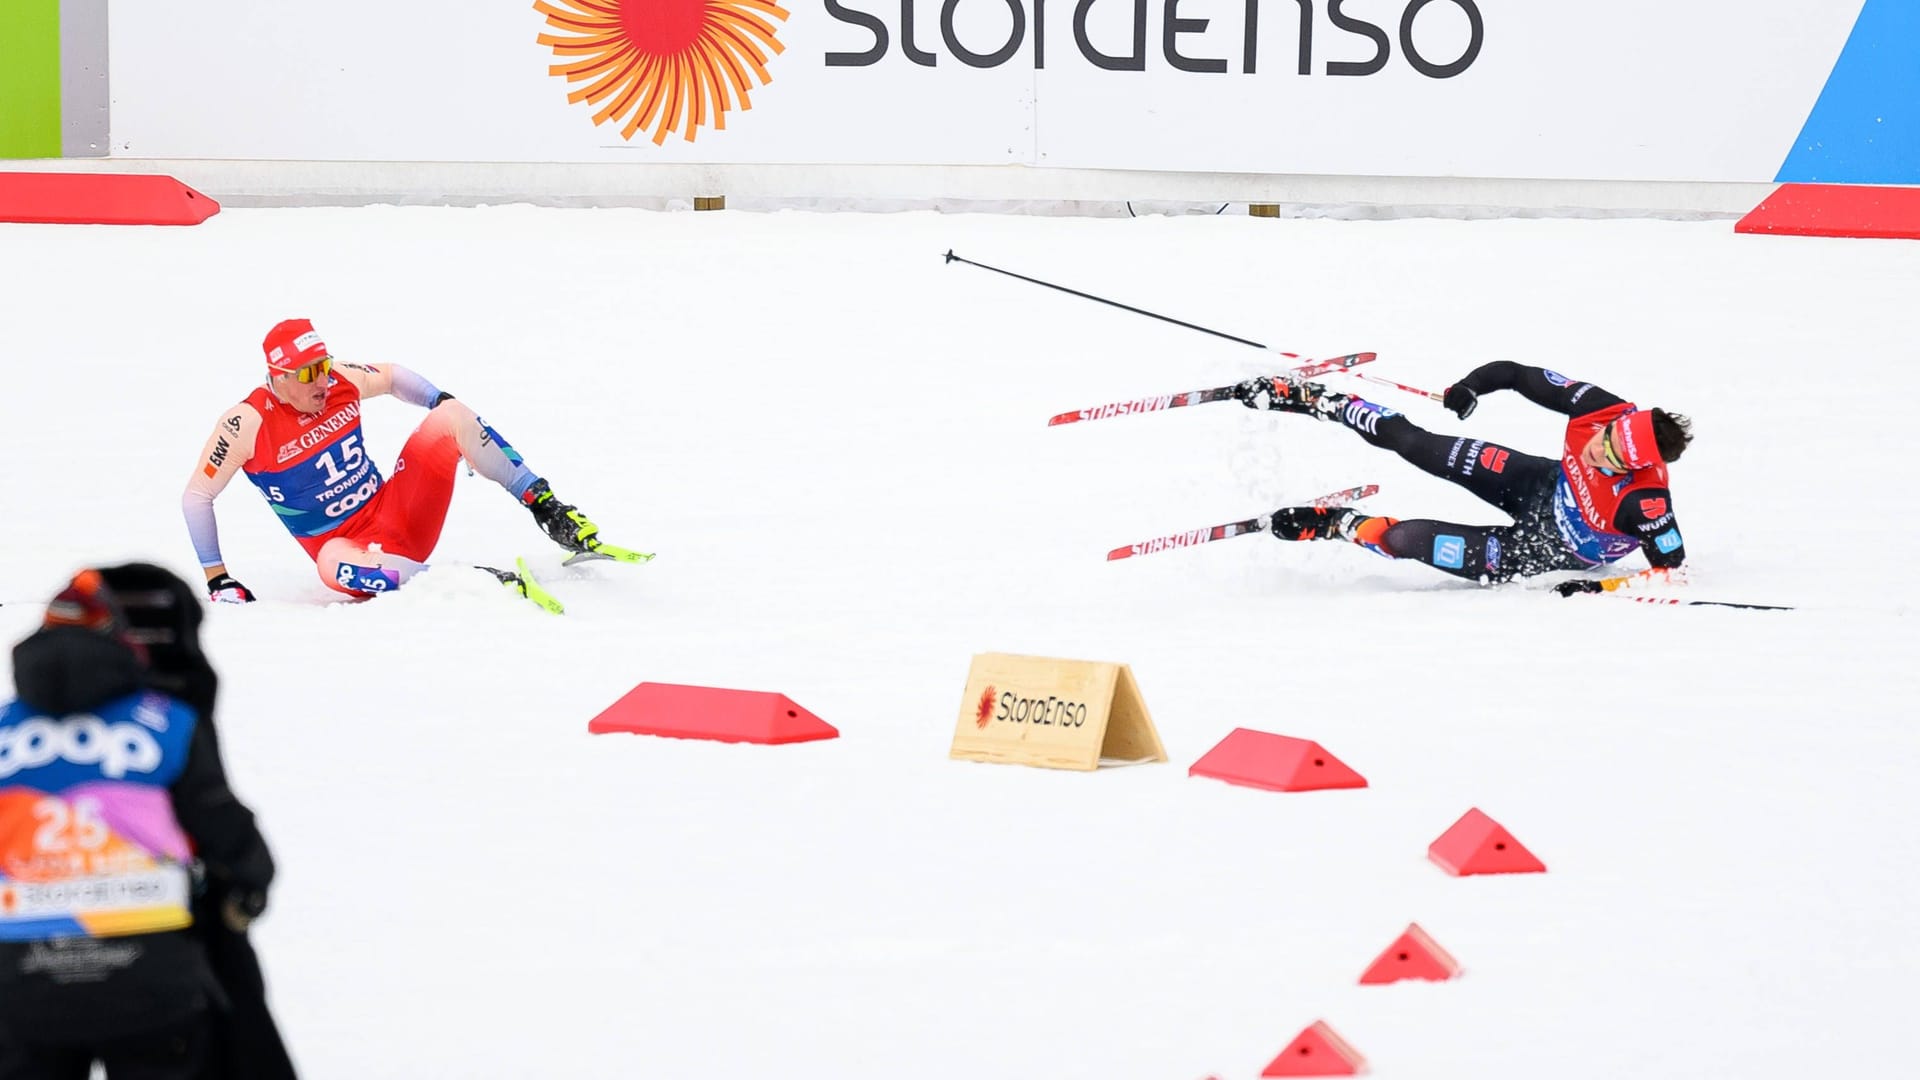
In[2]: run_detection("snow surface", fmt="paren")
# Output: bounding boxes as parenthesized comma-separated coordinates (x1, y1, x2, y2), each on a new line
(2, 207, 1917, 1079)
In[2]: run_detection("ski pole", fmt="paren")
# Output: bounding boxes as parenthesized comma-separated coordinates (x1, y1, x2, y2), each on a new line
(1351, 371, 1444, 402)
(945, 250, 1459, 401)
(944, 250, 1292, 354)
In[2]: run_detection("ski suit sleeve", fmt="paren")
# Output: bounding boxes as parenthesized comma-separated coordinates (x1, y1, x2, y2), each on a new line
(1611, 486, 1687, 569)
(170, 709, 276, 911)
(1453, 361, 1629, 416)
(183, 404, 262, 569)
(335, 361, 445, 407)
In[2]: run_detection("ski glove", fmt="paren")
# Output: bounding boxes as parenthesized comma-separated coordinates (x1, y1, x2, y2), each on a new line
(1442, 384, 1478, 420)
(207, 574, 256, 604)
(222, 889, 269, 932)
(1554, 579, 1606, 597)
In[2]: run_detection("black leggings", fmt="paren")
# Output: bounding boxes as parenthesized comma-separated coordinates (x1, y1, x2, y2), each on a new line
(1331, 400, 1580, 583)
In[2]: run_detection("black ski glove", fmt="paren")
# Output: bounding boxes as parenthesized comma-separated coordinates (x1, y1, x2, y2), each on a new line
(1554, 579, 1606, 597)
(222, 888, 269, 932)
(207, 574, 256, 604)
(1442, 384, 1478, 420)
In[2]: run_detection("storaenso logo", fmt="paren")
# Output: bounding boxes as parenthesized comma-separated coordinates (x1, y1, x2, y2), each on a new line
(537, 0, 792, 145)
(826, 0, 1482, 78)
(991, 690, 1091, 728)
(0, 716, 163, 781)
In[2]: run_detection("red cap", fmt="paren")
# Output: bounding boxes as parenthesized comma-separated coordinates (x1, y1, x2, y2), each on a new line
(262, 318, 329, 374)
(1613, 410, 1663, 470)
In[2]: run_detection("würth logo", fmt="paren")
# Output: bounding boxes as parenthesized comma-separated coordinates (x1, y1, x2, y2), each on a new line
(535, 0, 790, 145)
(976, 686, 996, 729)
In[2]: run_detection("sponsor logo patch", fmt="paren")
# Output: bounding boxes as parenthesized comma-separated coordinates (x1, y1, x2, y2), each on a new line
(1639, 497, 1668, 519)
(0, 715, 163, 781)
(1434, 534, 1466, 569)
(1655, 529, 1683, 554)
(1479, 446, 1509, 473)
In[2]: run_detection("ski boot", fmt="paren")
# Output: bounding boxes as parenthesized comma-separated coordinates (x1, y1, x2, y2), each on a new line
(1271, 506, 1399, 556)
(1235, 375, 1350, 420)
(523, 479, 598, 554)
(521, 479, 654, 565)
(1271, 505, 1362, 542)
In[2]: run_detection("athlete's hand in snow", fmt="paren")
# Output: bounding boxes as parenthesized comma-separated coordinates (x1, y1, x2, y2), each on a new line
(1442, 384, 1478, 420)
(1553, 579, 1606, 597)
(207, 574, 255, 604)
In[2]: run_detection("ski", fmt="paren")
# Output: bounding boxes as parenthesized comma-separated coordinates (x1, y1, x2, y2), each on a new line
(477, 558, 566, 614)
(1619, 596, 1795, 611)
(1047, 352, 1377, 427)
(1106, 484, 1380, 561)
(1556, 569, 1794, 611)
(562, 539, 656, 566)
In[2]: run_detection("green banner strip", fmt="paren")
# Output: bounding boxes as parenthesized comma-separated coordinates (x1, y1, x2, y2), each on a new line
(0, 0, 62, 158)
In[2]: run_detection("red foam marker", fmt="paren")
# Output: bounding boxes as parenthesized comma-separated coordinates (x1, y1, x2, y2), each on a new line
(1428, 808, 1545, 876)
(1260, 1020, 1367, 1077)
(1188, 728, 1366, 792)
(1735, 183, 1920, 241)
(588, 683, 838, 745)
(0, 172, 219, 226)
(1358, 923, 1462, 985)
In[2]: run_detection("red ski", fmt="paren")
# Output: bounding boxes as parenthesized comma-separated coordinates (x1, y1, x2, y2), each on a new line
(1047, 352, 1376, 427)
(1106, 484, 1381, 561)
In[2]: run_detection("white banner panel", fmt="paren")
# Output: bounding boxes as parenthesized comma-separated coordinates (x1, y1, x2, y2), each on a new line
(106, 1, 1868, 181)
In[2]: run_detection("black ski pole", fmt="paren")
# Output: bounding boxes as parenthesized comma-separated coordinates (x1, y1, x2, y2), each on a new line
(943, 249, 1278, 352)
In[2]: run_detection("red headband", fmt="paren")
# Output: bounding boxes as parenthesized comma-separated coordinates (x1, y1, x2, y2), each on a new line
(1613, 410, 1662, 470)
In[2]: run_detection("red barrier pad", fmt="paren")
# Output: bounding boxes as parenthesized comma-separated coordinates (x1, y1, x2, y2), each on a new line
(1735, 183, 1920, 240)
(1188, 728, 1367, 792)
(587, 682, 839, 745)
(1260, 1021, 1367, 1077)
(1428, 808, 1546, 876)
(0, 172, 219, 226)
(1358, 923, 1462, 985)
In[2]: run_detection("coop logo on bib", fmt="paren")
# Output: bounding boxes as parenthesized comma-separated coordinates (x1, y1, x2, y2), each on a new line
(0, 716, 163, 781)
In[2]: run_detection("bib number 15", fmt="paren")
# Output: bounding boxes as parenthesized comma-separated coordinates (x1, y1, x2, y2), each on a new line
(313, 434, 366, 485)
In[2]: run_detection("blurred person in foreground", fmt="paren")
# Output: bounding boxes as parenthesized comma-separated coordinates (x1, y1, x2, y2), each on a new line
(1236, 361, 1692, 590)
(0, 565, 290, 1079)
(182, 318, 647, 609)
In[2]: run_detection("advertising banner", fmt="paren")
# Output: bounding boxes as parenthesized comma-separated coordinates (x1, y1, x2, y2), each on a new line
(103, 1, 1907, 183)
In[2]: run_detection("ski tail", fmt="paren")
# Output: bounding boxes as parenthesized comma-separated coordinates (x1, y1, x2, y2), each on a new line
(476, 559, 566, 614)
(563, 539, 656, 566)
(1106, 484, 1380, 561)
(1049, 352, 1376, 427)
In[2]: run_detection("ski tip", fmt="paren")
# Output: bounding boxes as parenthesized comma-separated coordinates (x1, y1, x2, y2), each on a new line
(1046, 412, 1081, 427)
(1105, 546, 1134, 561)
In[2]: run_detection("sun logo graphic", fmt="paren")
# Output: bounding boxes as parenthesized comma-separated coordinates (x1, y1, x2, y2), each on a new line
(976, 686, 997, 729)
(534, 0, 791, 146)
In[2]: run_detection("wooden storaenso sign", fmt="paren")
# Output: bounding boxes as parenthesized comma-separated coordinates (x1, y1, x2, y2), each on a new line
(949, 653, 1167, 771)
